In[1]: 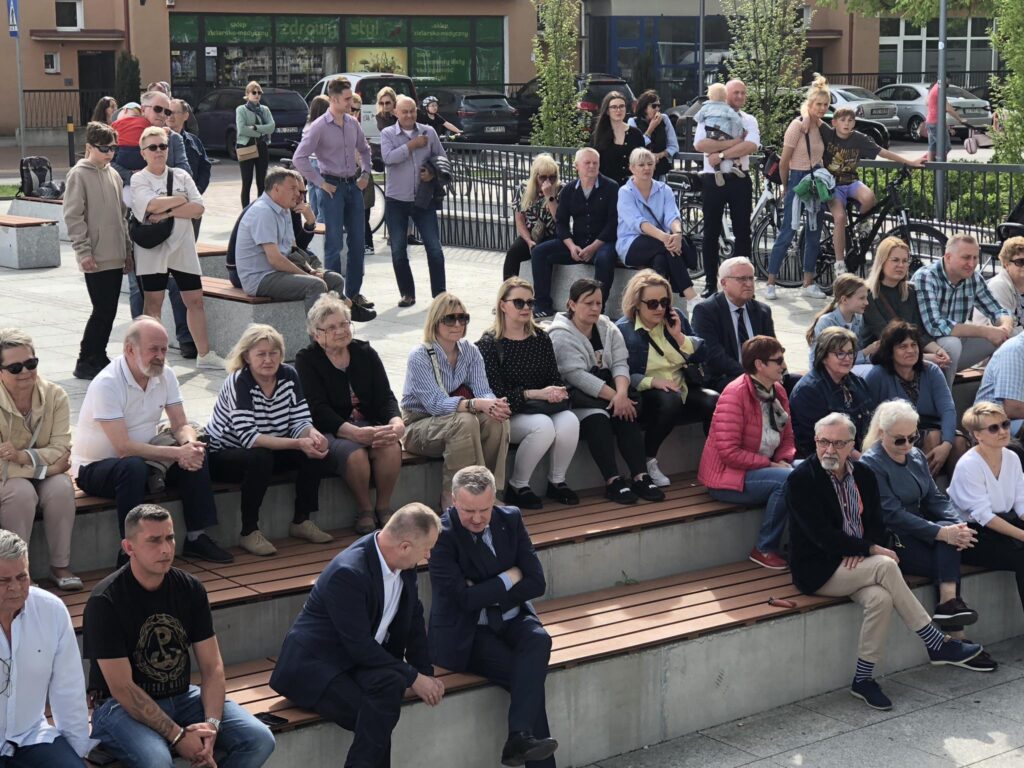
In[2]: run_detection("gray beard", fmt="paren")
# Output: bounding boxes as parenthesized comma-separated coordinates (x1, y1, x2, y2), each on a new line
(820, 455, 840, 471)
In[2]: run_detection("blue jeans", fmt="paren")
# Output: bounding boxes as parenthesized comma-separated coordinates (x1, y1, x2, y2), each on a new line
(530, 239, 618, 314)
(0, 737, 82, 767)
(91, 685, 275, 768)
(321, 177, 366, 297)
(706, 466, 792, 554)
(385, 198, 446, 299)
(129, 275, 192, 345)
(308, 158, 324, 220)
(767, 169, 822, 277)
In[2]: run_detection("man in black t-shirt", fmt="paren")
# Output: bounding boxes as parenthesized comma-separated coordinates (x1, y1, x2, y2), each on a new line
(84, 504, 275, 768)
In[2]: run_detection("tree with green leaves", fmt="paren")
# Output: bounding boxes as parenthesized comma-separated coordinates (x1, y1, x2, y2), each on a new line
(722, 0, 811, 148)
(530, 0, 589, 147)
(992, 0, 1024, 162)
(114, 51, 141, 108)
(817, 0, 992, 27)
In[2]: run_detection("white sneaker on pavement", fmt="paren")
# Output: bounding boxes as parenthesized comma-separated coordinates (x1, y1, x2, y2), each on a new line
(646, 458, 671, 487)
(835, 261, 848, 275)
(196, 350, 226, 370)
(764, 284, 778, 301)
(801, 284, 827, 299)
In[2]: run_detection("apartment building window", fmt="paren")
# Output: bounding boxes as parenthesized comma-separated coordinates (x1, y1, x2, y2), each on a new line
(55, 0, 84, 30)
(878, 16, 998, 86)
(44, 52, 61, 74)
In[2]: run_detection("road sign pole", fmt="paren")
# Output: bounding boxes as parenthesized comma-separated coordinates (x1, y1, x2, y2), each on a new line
(15, 32, 25, 160)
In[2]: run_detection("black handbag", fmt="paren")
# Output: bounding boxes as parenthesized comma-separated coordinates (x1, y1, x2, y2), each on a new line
(569, 366, 642, 417)
(490, 335, 571, 416)
(128, 170, 176, 249)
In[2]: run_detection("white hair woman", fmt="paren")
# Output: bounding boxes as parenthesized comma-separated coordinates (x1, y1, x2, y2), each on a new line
(503, 153, 561, 280)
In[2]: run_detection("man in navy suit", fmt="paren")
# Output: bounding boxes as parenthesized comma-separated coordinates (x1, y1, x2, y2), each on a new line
(270, 503, 445, 768)
(429, 466, 557, 767)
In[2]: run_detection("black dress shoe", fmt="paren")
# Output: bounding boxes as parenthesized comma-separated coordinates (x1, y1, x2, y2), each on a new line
(352, 293, 376, 309)
(700, 285, 718, 299)
(501, 732, 558, 767)
(631, 474, 666, 502)
(506, 485, 543, 510)
(73, 357, 104, 380)
(546, 482, 579, 505)
(350, 303, 377, 322)
(398, 296, 416, 307)
(179, 341, 199, 359)
(183, 533, 235, 564)
(407, 234, 423, 246)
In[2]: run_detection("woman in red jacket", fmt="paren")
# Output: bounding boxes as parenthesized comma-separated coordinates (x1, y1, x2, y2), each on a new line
(698, 336, 796, 570)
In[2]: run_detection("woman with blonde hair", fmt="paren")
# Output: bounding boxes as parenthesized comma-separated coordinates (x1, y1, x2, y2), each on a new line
(206, 324, 332, 556)
(976, 236, 1024, 331)
(375, 86, 399, 131)
(503, 153, 561, 280)
(806, 273, 877, 372)
(235, 80, 275, 207)
(477, 278, 580, 508)
(401, 293, 511, 508)
(765, 74, 832, 300)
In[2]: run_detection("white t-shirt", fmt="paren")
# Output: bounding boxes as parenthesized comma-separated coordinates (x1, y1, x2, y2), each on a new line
(694, 111, 761, 174)
(947, 448, 1024, 527)
(71, 356, 184, 477)
(127, 167, 203, 276)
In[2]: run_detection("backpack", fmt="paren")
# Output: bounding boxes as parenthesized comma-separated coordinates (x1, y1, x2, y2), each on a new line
(18, 156, 65, 199)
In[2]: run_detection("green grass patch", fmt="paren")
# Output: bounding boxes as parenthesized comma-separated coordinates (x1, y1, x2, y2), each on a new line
(0, 184, 19, 199)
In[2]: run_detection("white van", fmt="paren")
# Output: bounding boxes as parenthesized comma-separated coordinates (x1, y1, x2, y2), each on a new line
(305, 73, 417, 144)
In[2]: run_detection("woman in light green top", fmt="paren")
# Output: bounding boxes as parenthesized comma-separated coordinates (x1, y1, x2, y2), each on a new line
(235, 80, 276, 207)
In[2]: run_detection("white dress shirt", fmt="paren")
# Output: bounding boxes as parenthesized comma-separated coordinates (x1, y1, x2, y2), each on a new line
(373, 533, 403, 645)
(694, 112, 761, 174)
(948, 448, 1024, 527)
(0, 587, 96, 757)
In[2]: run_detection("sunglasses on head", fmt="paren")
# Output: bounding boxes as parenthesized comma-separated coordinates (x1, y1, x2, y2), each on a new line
(143, 143, 169, 152)
(982, 419, 1013, 435)
(504, 298, 536, 310)
(92, 144, 116, 154)
(146, 105, 171, 115)
(890, 432, 919, 446)
(441, 313, 471, 327)
(641, 297, 671, 311)
(0, 358, 39, 374)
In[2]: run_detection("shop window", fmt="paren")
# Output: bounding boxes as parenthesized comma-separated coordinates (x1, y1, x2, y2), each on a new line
(276, 46, 341, 91)
(346, 47, 408, 74)
(412, 47, 471, 84)
(170, 15, 200, 44)
(879, 44, 898, 73)
(171, 50, 197, 82)
(476, 46, 503, 85)
(215, 46, 272, 88)
(55, 0, 83, 30)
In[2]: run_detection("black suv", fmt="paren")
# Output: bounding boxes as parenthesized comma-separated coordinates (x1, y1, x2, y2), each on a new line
(418, 87, 520, 144)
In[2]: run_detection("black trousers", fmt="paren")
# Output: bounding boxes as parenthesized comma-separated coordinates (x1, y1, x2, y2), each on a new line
(239, 142, 270, 208)
(640, 387, 719, 457)
(504, 236, 534, 281)
(579, 413, 646, 481)
(468, 613, 554, 768)
(625, 235, 692, 294)
(701, 172, 753, 288)
(80, 267, 123, 361)
(962, 521, 1024, 616)
(314, 667, 407, 768)
(208, 447, 326, 535)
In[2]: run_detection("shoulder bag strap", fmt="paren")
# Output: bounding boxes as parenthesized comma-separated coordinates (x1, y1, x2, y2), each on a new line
(424, 344, 445, 389)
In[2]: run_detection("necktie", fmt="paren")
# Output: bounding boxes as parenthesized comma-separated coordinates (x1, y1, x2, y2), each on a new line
(474, 534, 505, 633)
(736, 306, 749, 358)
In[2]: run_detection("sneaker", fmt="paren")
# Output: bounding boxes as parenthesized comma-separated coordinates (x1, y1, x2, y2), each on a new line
(196, 350, 226, 370)
(850, 678, 893, 711)
(963, 647, 998, 672)
(506, 484, 543, 510)
(546, 482, 580, 505)
(605, 477, 638, 505)
(630, 474, 666, 502)
(932, 597, 979, 628)
(352, 294, 376, 309)
(73, 357, 104, 380)
(179, 340, 198, 359)
(183, 533, 235, 564)
(749, 547, 788, 570)
(350, 302, 377, 323)
(764, 284, 778, 301)
(801, 284, 828, 299)
(239, 530, 278, 557)
(834, 261, 849, 276)
(928, 635, 982, 668)
(289, 519, 334, 544)
(645, 458, 671, 487)
(398, 296, 416, 308)
(533, 307, 554, 320)
(365, 242, 375, 254)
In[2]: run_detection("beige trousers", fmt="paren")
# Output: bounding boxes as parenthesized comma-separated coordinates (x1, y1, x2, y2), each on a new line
(0, 475, 76, 569)
(403, 412, 510, 493)
(816, 554, 932, 663)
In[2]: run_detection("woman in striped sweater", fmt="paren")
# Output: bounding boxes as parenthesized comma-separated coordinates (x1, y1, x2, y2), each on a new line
(206, 324, 333, 556)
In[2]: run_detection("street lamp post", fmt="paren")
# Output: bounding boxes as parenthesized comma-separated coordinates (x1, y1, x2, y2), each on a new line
(935, 0, 948, 218)
(698, 0, 706, 99)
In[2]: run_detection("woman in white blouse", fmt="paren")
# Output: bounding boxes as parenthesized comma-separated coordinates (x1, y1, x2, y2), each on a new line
(948, 401, 1024, 615)
(130, 125, 222, 369)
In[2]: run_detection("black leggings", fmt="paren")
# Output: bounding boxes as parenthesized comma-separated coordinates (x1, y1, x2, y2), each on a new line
(640, 387, 719, 457)
(209, 447, 327, 535)
(579, 413, 646, 481)
(625, 235, 693, 294)
(239, 141, 270, 208)
(503, 236, 533, 281)
(80, 267, 123, 360)
(962, 520, 1024, 616)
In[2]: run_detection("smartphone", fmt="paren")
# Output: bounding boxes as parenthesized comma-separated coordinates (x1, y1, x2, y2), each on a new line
(255, 711, 289, 727)
(666, 310, 677, 327)
(87, 747, 118, 766)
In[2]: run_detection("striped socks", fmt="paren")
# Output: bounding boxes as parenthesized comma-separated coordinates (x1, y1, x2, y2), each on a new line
(916, 623, 945, 651)
(853, 658, 875, 682)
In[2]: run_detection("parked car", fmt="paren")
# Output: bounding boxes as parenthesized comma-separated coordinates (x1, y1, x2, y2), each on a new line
(194, 87, 309, 159)
(818, 85, 900, 134)
(305, 73, 417, 144)
(874, 82, 993, 140)
(509, 74, 638, 141)
(416, 87, 520, 144)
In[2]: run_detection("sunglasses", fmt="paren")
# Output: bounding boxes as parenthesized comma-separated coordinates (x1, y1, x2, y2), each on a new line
(814, 438, 852, 450)
(250, 90, 263, 96)
(890, 432, 919, 446)
(145, 105, 171, 115)
(641, 297, 672, 311)
(650, 102, 662, 109)
(440, 313, 471, 327)
(379, 100, 394, 107)
(537, 174, 557, 182)
(1009, 258, 1024, 268)
(503, 298, 536, 310)
(142, 143, 169, 152)
(0, 357, 39, 374)
(764, 356, 786, 365)
(92, 144, 116, 154)
(981, 419, 1013, 435)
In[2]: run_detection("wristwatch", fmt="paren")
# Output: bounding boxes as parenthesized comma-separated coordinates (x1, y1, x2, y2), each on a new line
(547, 196, 556, 202)
(205, 716, 221, 732)
(718, 152, 726, 162)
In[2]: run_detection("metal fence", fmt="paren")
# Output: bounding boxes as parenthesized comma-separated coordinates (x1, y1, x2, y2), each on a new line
(24, 89, 113, 129)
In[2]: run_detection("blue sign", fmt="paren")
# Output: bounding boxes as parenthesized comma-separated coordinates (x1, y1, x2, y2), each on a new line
(7, 0, 17, 38)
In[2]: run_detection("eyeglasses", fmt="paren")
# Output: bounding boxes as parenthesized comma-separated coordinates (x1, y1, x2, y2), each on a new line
(981, 419, 1013, 435)
(145, 105, 171, 115)
(608, 104, 627, 110)
(641, 297, 672, 311)
(0, 357, 39, 374)
(537, 174, 557, 182)
(831, 349, 856, 360)
(91, 144, 116, 154)
(1009, 258, 1024, 269)
(764, 356, 786, 365)
(441, 313, 471, 327)
(316, 322, 352, 334)
(142, 143, 169, 152)
(890, 432, 920, 446)
(814, 438, 853, 450)
(725, 275, 755, 283)
(503, 298, 536, 310)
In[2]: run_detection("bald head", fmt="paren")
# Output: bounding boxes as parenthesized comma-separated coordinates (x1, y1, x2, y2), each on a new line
(124, 317, 169, 379)
(726, 79, 748, 110)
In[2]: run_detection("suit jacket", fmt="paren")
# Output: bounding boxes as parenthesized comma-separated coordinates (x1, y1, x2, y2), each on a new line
(428, 506, 546, 672)
(270, 534, 433, 708)
(691, 293, 776, 391)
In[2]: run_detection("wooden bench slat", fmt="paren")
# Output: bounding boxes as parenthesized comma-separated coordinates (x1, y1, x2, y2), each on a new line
(0, 214, 57, 227)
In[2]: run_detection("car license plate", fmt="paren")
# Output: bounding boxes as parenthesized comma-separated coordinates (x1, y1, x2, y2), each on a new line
(871, 109, 888, 116)
(277, 127, 299, 134)
(485, 126, 504, 133)
(966, 108, 986, 115)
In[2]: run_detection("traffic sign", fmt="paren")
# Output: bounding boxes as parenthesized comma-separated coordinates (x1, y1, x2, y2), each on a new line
(7, 0, 17, 38)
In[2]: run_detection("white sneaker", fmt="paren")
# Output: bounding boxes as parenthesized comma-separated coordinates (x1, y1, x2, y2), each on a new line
(646, 458, 671, 487)
(764, 284, 778, 301)
(835, 261, 849, 275)
(289, 519, 334, 544)
(196, 350, 226, 370)
(801, 284, 828, 299)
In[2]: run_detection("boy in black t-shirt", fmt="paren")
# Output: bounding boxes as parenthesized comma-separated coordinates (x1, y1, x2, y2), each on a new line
(84, 504, 276, 768)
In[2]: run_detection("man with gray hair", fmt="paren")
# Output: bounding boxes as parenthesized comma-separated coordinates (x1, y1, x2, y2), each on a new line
(785, 413, 986, 711)
(428, 466, 558, 767)
(0, 530, 95, 766)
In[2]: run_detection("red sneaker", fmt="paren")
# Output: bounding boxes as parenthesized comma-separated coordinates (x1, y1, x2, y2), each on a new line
(749, 547, 788, 570)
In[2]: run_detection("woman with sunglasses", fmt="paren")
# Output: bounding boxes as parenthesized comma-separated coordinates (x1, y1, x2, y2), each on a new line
(235, 81, 275, 208)
(549, 279, 663, 504)
(864, 321, 965, 476)
(789, 326, 876, 458)
(860, 401, 988, 663)
(0, 330, 80, 591)
(477, 278, 580, 509)
(402, 293, 511, 508)
(627, 90, 677, 181)
(698, 335, 795, 570)
(375, 87, 399, 132)
(948, 402, 1024, 621)
(591, 91, 644, 186)
(503, 154, 561, 280)
(976, 236, 1024, 332)
(64, 121, 131, 381)
(617, 270, 717, 486)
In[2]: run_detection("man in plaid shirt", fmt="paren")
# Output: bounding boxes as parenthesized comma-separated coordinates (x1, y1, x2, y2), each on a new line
(912, 233, 1012, 385)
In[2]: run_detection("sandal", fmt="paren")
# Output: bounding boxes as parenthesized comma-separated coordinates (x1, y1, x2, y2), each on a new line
(52, 573, 84, 592)
(354, 513, 377, 535)
(375, 509, 394, 528)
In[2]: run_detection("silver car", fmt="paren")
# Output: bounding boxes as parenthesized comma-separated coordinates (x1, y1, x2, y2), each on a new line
(827, 85, 901, 133)
(874, 82, 993, 141)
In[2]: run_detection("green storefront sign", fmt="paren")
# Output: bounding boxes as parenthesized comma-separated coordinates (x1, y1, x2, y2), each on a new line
(412, 46, 471, 83)
(346, 17, 406, 45)
(205, 16, 272, 44)
(411, 18, 471, 44)
(277, 16, 339, 45)
(477, 17, 503, 44)
(169, 15, 199, 44)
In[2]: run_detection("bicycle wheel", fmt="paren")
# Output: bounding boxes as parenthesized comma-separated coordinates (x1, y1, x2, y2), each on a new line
(752, 209, 801, 287)
(679, 203, 706, 281)
(797, 212, 837, 293)
(368, 182, 385, 233)
(875, 224, 947, 276)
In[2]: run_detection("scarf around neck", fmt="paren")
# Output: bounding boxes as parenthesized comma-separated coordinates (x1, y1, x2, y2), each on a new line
(752, 377, 789, 433)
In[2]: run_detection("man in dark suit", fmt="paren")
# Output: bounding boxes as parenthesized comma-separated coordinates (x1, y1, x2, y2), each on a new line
(691, 255, 799, 393)
(429, 466, 557, 767)
(270, 503, 445, 767)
